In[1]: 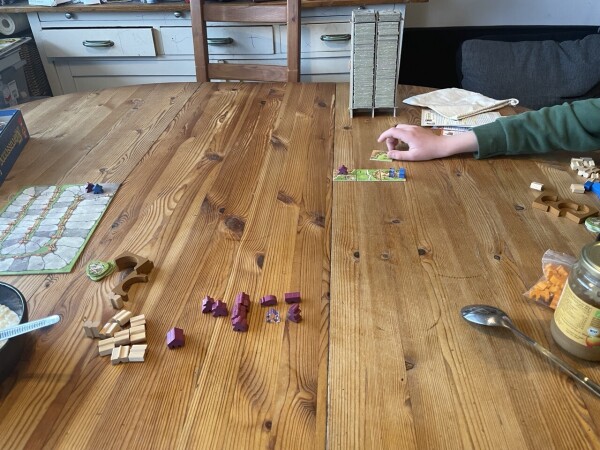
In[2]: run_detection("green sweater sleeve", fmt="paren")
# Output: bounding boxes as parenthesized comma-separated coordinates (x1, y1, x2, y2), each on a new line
(472, 98, 600, 159)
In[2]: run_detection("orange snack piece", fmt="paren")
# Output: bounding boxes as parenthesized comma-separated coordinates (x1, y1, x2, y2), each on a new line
(526, 263, 570, 309)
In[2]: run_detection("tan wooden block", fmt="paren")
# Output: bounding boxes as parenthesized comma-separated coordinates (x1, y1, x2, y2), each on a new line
(129, 324, 145, 335)
(571, 184, 586, 194)
(119, 345, 131, 363)
(83, 321, 94, 338)
(529, 181, 543, 191)
(98, 338, 115, 356)
(90, 321, 102, 339)
(111, 310, 133, 326)
(110, 292, 125, 309)
(129, 314, 146, 327)
(99, 322, 112, 338)
(83, 320, 102, 339)
(113, 329, 131, 346)
(128, 344, 147, 362)
(100, 322, 121, 338)
(130, 344, 147, 352)
(111, 347, 121, 364)
(130, 330, 146, 344)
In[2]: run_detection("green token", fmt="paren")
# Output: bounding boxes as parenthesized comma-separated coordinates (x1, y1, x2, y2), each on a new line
(86, 260, 116, 281)
(585, 217, 600, 233)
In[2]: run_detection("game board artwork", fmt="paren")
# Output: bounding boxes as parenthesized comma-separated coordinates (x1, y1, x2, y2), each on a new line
(0, 183, 119, 275)
(370, 150, 393, 162)
(333, 169, 406, 182)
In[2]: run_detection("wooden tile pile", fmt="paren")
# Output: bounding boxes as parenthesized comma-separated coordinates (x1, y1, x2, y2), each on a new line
(350, 9, 403, 117)
(374, 10, 402, 113)
(571, 157, 599, 179)
(350, 10, 376, 117)
(83, 311, 148, 364)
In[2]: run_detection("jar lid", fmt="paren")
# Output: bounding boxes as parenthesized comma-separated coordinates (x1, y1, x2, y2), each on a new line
(585, 217, 600, 233)
(581, 242, 600, 279)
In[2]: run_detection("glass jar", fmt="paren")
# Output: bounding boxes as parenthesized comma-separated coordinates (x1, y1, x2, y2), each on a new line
(551, 241, 600, 361)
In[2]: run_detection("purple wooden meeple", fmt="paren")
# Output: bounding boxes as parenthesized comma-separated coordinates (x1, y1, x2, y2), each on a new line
(212, 300, 228, 317)
(85, 182, 94, 193)
(231, 291, 250, 332)
(338, 165, 348, 175)
(284, 291, 301, 304)
(260, 295, 277, 307)
(202, 296, 215, 313)
(287, 304, 302, 323)
(166, 327, 185, 349)
(232, 316, 249, 332)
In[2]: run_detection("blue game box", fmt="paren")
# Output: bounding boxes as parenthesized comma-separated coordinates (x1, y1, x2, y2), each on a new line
(0, 109, 28, 186)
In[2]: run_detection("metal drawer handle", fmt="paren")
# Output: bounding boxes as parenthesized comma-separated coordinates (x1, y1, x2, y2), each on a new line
(208, 37, 234, 46)
(82, 40, 115, 48)
(320, 34, 351, 42)
(173, 11, 183, 18)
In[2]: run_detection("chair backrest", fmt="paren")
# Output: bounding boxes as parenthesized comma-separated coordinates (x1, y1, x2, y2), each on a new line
(190, 0, 301, 82)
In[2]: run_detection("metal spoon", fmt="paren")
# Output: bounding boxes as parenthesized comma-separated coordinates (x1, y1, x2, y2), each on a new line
(461, 304, 600, 398)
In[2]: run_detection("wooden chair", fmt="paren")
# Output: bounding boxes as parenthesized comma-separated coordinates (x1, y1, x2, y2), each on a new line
(190, 0, 301, 82)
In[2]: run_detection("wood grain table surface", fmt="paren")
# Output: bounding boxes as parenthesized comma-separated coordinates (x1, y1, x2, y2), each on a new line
(0, 82, 599, 449)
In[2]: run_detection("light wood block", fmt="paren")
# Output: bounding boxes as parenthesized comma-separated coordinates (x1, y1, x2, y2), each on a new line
(111, 310, 133, 326)
(113, 329, 131, 346)
(110, 347, 121, 365)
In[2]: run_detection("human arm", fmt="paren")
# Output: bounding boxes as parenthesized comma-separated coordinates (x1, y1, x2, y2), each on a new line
(473, 98, 600, 158)
(377, 124, 478, 161)
(379, 99, 600, 161)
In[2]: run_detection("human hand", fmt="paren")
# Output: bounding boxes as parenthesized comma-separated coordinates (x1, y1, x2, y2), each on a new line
(377, 124, 478, 161)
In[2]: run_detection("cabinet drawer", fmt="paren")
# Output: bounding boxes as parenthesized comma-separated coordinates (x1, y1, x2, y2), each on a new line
(280, 22, 352, 53)
(41, 28, 156, 58)
(160, 26, 274, 56)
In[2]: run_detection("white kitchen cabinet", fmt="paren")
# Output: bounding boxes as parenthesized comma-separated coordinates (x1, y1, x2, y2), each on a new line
(26, 4, 405, 95)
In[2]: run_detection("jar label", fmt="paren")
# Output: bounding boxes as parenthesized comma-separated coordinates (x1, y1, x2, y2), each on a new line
(554, 282, 600, 347)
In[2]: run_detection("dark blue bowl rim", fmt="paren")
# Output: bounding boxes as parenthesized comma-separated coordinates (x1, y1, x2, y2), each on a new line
(0, 281, 26, 321)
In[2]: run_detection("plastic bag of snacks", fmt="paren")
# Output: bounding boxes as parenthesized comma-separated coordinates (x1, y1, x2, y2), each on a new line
(523, 249, 577, 309)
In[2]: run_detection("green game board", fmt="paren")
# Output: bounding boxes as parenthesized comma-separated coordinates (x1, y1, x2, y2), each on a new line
(0, 183, 119, 275)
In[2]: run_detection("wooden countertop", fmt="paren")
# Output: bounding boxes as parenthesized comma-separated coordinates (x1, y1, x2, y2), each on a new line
(0, 0, 426, 14)
(1, 83, 599, 449)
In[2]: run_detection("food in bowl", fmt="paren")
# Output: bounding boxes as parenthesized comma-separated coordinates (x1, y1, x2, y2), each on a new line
(0, 303, 20, 350)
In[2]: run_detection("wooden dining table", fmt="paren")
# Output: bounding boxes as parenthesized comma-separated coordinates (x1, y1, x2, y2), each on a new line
(0, 82, 599, 449)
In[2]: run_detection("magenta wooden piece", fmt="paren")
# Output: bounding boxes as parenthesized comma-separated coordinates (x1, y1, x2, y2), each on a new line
(167, 327, 185, 348)
(260, 295, 277, 307)
(287, 304, 302, 323)
(212, 300, 228, 317)
(284, 291, 301, 304)
(231, 303, 247, 320)
(202, 296, 215, 313)
(232, 317, 249, 332)
(235, 292, 251, 308)
(230, 291, 250, 330)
